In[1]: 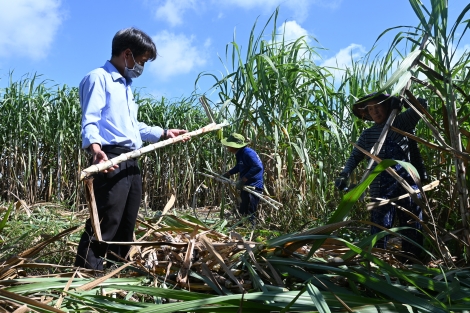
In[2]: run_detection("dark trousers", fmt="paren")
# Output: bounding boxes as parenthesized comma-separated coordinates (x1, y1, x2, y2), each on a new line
(75, 152, 142, 270)
(370, 138, 424, 258)
(370, 195, 423, 256)
(239, 189, 261, 224)
(371, 187, 423, 257)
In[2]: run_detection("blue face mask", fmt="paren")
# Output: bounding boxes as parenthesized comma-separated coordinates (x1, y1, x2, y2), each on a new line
(124, 53, 144, 79)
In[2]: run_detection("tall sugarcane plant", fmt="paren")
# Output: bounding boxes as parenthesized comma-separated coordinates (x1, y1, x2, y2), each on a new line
(198, 8, 342, 226)
(0, 77, 215, 211)
(199, 1, 470, 253)
(1, 1, 470, 311)
(1, 0, 469, 247)
(0, 75, 82, 204)
(370, 0, 470, 257)
(413, 0, 470, 255)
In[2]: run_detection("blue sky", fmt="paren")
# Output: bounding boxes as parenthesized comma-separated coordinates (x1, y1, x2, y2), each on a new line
(0, 0, 468, 101)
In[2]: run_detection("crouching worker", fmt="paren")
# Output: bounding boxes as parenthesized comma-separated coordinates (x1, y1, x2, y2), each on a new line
(221, 133, 264, 226)
(334, 93, 427, 261)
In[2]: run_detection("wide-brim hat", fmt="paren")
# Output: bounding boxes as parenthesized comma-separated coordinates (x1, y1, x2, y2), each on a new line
(352, 93, 393, 121)
(221, 133, 250, 148)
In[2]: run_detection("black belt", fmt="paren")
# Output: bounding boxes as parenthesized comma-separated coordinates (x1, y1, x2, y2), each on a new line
(101, 145, 134, 155)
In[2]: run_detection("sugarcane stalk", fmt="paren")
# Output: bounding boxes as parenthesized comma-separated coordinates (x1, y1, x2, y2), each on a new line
(83, 177, 102, 241)
(198, 170, 282, 210)
(79, 122, 227, 181)
(444, 74, 470, 257)
(366, 180, 440, 210)
(353, 142, 426, 208)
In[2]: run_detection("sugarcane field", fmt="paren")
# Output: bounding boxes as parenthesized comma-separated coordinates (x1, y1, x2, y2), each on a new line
(1, 1, 470, 312)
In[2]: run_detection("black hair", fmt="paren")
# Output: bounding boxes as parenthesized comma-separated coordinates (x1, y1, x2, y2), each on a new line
(111, 27, 157, 61)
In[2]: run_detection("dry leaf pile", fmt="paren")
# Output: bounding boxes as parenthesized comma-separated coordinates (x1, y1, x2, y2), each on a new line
(122, 214, 267, 293)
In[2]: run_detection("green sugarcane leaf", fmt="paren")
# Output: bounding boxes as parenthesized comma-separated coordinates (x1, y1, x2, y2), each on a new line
(0, 203, 14, 233)
(378, 49, 421, 93)
(241, 255, 268, 292)
(67, 293, 151, 311)
(306, 282, 332, 313)
(106, 285, 215, 301)
(6, 278, 141, 293)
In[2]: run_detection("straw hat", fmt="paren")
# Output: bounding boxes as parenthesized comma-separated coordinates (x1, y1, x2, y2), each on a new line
(221, 133, 250, 148)
(352, 93, 397, 121)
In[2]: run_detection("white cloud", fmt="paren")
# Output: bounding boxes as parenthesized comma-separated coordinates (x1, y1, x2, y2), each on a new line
(0, 0, 63, 60)
(271, 21, 315, 60)
(321, 44, 366, 68)
(149, 31, 209, 80)
(153, 0, 342, 26)
(321, 44, 367, 80)
(224, 0, 309, 21)
(222, 0, 342, 22)
(223, 0, 283, 10)
(312, 0, 342, 9)
(276, 21, 310, 44)
(155, 0, 197, 27)
(204, 38, 212, 48)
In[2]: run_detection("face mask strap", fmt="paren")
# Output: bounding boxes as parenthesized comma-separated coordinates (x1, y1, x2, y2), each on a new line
(125, 52, 135, 70)
(123, 51, 144, 79)
(130, 53, 137, 69)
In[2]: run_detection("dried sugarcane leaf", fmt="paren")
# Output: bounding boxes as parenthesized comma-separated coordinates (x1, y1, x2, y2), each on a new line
(231, 232, 272, 282)
(18, 226, 81, 259)
(0, 226, 81, 280)
(99, 241, 187, 248)
(0, 257, 25, 280)
(75, 262, 133, 291)
(54, 269, 77, 309)
(15, 263, 76, 270)
(156, 195, 176, 227)
(177, 226, 198, 286)
(0, 289, 65, 313)
(199, 235, 244, 292)
(170, 251, 184, 263)
(390, 126, 452, 153)
(200, 263, 225, 295)
(12, 305, 29, 313)
(164, 261, 172, 284)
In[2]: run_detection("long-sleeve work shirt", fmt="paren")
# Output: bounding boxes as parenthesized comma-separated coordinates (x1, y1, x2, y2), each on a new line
(228, 147, 264, 189)
(80, 61, 163, 150)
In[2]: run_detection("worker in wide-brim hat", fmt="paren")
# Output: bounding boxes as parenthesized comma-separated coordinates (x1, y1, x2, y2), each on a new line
(334, 92, 428, 262)
(220, 133, 251, 148)
(351, 93, 401, 122)
(221, 133, 264, 226)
